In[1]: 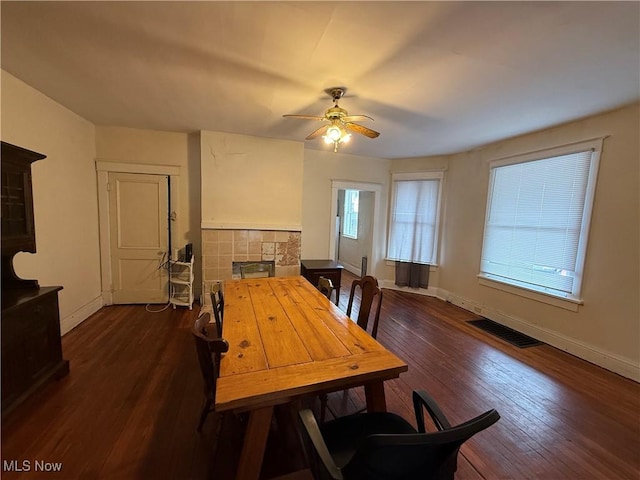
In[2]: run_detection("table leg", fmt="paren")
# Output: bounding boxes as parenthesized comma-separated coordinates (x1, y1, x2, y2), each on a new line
(335, 286, 340, 305)
(364, 381, 387, 412)
(235, 405, 274, 480)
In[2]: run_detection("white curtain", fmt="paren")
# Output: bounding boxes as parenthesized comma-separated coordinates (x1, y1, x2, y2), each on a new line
(387, 179, 440, 264)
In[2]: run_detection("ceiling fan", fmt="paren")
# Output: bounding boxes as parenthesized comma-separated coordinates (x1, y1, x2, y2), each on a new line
(283, 87, 380, 152)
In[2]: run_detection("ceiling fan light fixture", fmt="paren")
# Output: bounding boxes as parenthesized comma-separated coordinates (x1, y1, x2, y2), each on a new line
(284, 86, 379, 153)
(326, 125, 343, 142)
(322, 124, 351, 152)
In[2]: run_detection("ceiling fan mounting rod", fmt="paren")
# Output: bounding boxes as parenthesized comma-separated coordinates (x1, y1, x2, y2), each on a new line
(328, 87, 346, 104)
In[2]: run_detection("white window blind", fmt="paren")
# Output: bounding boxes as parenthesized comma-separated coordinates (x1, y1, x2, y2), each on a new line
(387, 173, 443, 264)
(343, 189, 359, 239)
(480, 140, 601, 300)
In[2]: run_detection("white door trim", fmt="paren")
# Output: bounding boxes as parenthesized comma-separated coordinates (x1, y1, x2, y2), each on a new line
(329, 180, 382, 275)
(96, 160, 181, 305)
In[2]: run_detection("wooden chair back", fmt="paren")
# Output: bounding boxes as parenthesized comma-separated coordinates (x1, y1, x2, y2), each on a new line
(317, 276, 334, 301)
(240, 263, 274, 278)
(346, 275, 383, 339)
(191, 312, 229, 431)
(210, 282, 224, 337)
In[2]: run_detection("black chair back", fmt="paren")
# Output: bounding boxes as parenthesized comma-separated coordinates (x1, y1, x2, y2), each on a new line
(343, 410, 500, 479)
(299, 389, 500, 480)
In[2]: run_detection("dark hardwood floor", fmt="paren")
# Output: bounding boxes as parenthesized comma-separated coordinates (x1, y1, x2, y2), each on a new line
(2, 270, 639, 479)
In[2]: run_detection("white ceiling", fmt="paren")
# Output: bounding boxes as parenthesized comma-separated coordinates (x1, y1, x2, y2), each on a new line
(2, 1, 638, 159)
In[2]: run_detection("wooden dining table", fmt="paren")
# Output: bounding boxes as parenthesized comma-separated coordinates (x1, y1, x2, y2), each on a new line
(215, 275, 408, 480)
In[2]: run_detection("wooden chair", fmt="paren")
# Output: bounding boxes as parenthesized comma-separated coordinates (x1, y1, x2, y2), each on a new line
(299, 390, 500, 480)
(192, 312, 229, 432)
(346, 275, 383, 339)
(317, 276, 334, 301)
(240, 262, 274, 279)
(320, 276, 383, 421)
(316, 275, 334, 422)
(210, 282, 224, 337)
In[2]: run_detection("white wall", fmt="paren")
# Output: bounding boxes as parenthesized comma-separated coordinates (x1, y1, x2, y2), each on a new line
(1, 70, 102, 334)
(200, 131, 304, 230)
(301, 149, 390, 276)
(387, 104, 640, 380)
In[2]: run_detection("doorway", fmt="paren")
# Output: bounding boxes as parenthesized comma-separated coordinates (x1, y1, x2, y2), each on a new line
(329, 181, 382, 276)
(96, 161, 180, 305)
(336, 189, 374, 276)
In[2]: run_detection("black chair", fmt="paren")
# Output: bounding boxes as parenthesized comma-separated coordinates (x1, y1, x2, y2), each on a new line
(318, 276, 335, 301)
(192, 312, 229, 432)
(299, 390, 500, 480)
(346, 275, 383, 339)
(210, 282, 224, 337)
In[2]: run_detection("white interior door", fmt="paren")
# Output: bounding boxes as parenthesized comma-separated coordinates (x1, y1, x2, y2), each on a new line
(108, 172, 169, 304)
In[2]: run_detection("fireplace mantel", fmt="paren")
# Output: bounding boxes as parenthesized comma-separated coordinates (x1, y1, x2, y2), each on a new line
(201, 222, 302, 232)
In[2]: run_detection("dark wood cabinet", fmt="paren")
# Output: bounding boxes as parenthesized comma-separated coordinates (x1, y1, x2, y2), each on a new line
(2, 287, 69, 416)
(1, 142, 69, 417)
(1, 141, 43, 289)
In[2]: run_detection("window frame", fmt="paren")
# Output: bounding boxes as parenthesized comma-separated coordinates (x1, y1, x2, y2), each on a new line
(342, 189, 359, 240)
(478, 138, 603, 310)
(386, 171, 445, 266)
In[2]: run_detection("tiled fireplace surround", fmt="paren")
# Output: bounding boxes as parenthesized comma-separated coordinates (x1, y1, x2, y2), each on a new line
(201, 228, 301, 305)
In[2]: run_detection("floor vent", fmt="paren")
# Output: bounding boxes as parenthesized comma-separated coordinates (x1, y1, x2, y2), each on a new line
(467, 319, 543, 348)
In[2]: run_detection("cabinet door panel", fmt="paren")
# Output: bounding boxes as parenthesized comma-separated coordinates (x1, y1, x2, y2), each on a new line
(1, 287, 67, 417)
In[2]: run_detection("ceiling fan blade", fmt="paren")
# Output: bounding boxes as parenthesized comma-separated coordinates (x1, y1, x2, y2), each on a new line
(306, 124, 329, 140)
(344, 122, 380, 139)
(283, 114, 325, 121)
(342, 114, 374, 122)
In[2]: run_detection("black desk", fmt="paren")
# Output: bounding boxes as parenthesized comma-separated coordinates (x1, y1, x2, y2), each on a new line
(300, 259, 344, 305)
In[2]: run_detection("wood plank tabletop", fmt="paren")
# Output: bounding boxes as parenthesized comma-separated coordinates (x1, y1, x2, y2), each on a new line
(216, 276, 407, 412)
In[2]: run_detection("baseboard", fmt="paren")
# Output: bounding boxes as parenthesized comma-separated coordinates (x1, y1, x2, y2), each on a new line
(379, 279, 440, 298)
(442, 290, 640, 382)
(339, 260, 361, 277)
(60, 295, 104, 336)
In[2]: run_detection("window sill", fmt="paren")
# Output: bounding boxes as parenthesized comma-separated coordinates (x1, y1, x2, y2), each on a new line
(477, 275, 582, 312)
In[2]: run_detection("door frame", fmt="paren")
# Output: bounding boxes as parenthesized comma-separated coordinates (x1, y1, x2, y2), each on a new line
(329, 180, 382, 275)
(96, 160, 180, 305)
